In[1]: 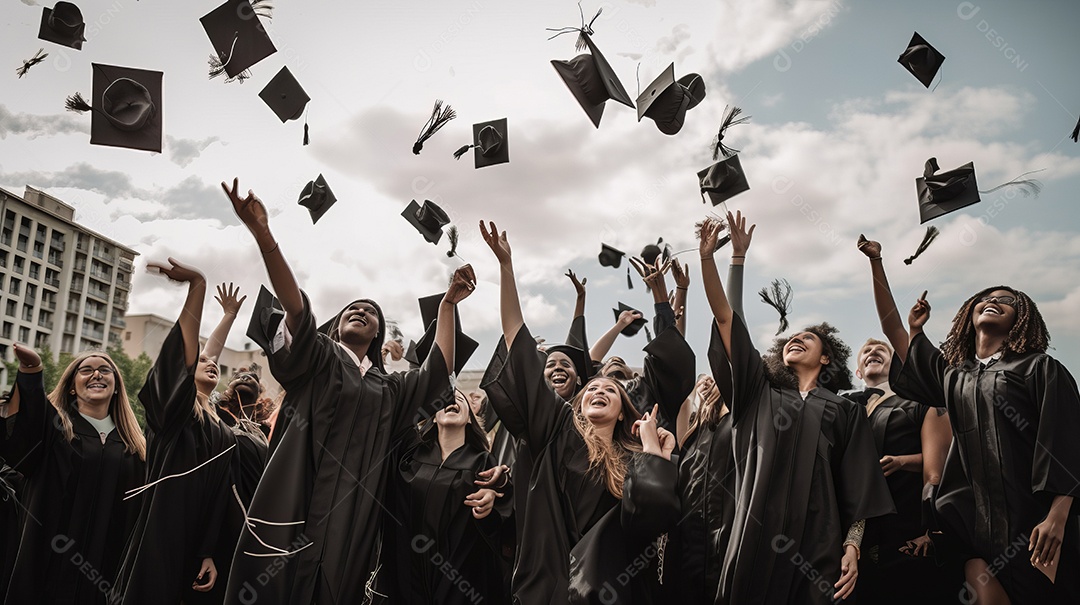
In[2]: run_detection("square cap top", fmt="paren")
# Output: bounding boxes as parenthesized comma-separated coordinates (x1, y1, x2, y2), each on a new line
(916, 157, 979, 223)
(260, 66, 309, 122)
(39, 2, 85, 50)
(898, 32, 945, 89)
(298, 174, 336, 224)
(613, 302, 647, 337)
(88, 63, 163, 153)
(201, 0, 277, 79)
(698, 154, 749, 206)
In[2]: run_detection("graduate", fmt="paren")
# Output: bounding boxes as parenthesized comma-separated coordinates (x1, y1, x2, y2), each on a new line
(220, 178, 473, 605)
(0, 344, 146, 605)
(478, 220, 682, 605)
(112, 258, 237, 603)
(892, 286, 1080, 604)
(700, 212, 895, 604)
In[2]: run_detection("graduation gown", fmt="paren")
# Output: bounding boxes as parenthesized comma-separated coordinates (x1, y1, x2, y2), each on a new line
(384, 430, 511, 604)
(0, 370, 145, 605)
(0, 459, 24, 599)
(719, 313, 895, 605)
(223, 291, 451, 605)
(892, 332, 1080, 603)
(114, 322, 236, 604)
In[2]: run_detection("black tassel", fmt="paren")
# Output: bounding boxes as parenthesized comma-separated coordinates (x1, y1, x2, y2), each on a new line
(16, 48, 48, 79)
(303, 120, 309, 146)
(208, 53, 251, 83)
(250, 0, 274, 19)
(759, 278, 793, 336)
(65, 92, 91, 113)
(627, 266, 633, 290)
(904, 226, 940, 265)
(412, 99, 456, 155)
(545, 2, 602, 50)
(979, 169, 1044, 198)
(453, 144, 473, 160)
(446, 225, 459, 258)
(644, 325, 653, 343)
(713, 105, 750, 160)
(1072, 116, 1079, 143)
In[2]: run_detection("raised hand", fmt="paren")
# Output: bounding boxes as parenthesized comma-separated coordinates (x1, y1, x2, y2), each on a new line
(215, 283, 247, 316)
(670, 258, 690, 289)
(479, 221, 512, 265)
(12, 343, 42, 371)
(381, 339, 404, 362)
(727, 210, 755, 257)
(909, 291, 931, 330)
(857, 234, 882, 259)
(698, 218, 725, 259)
(221, 177, 272, 247)
(147, 257, 206, 285)
(617, 309, 643, 328)
(632, 404, 673, 460)
(444, 264, 477, 305)
(565, 269, 587, 297)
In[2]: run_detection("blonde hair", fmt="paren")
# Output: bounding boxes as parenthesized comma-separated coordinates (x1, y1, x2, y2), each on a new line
(570, 377, 642, 499)
(48, 352, 146, 461)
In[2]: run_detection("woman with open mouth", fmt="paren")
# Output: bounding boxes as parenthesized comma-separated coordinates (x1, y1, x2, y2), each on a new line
(0, 344, 146, 605)
(892, 285, 1080, 604)
(479, 220, 680, 605)
(700, 211, 894, 604)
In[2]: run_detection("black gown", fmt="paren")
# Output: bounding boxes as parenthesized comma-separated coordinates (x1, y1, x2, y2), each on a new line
(0, 370, 145, 605)
(892, 332, 1080, 603)
(113, 322, 236, 604)
(481, 323, 681, 605)
(223, 291, 451, 605)
(0, 458, 19, 599)
(383, 426, 511, 604)
(719, 313, 895, 605)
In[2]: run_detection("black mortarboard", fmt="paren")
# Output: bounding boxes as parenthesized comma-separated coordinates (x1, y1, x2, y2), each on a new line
(915, 157, 979, 223)
(551, 33, 635, 128)
(260, 67, 309, 122)
(898, 32, 945, 89)
(65, 63, 163, 153)
(402, 200, 449, 245)
(544, 343, 593, 388)
(246, 285, 284, 352)
(698, 154, 749, 206)
(598, 243, 625, 268)
(636, 63, 706, 135)
(613, 302, 647, 337)
(453, 118, 509, 168)
(39, 2, 86, 50)
(639, 238, 671, 266)
(297, 174, 336, 224)
(201, 0, 277, 80)
(414, 292, 477, 374)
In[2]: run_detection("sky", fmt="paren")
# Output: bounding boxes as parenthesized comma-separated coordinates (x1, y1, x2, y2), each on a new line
(3, 0, 1080, 380)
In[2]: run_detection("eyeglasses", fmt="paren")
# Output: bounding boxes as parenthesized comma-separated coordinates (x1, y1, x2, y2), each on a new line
(76, 366, 114, 376)
(979, 295, 1016, 306)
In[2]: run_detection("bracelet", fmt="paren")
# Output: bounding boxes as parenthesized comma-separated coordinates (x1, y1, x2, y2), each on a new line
(731, 255, 745, 259)
(21, 362, 40, 369)
(261, 242, 280, 256)
(676, 287, 688, 291)
(869, 256, 881, 261)
(843, 542, 861, 560)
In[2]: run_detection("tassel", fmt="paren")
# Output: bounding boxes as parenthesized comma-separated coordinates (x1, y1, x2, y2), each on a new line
(904, 226, 940, 265)
(16, 48, 48, 79)
(65, 92, 91, 113)
(979, 169, 1045, 198)
(1072, 116, 1079, 143)
(644, 325, 653, 343)
(453, 144, 473, 160)
(412, 99, 456, 155)
(545, 2, 603, 50)
(250, 0, 274, 19)
(303, 119, 309, 146)
(446, 225, 459, 258)
(627, 266, 633, 290)
(759, 278, 793, 336)
(208, 53, 251, 83)
(713, 105, 750, 160)
(694, 215, 730, 253)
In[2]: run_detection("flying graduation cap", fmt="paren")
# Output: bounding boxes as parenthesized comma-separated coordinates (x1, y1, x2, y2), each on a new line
(636, 63, 706, 135)
(246, 285, 284, 353)
(65, 63, 163, 153)
(453, 118, 509, 168)
(413, 292, 479, 374)
(549, 6, 634, 128)
(201, 0, 276, 83)
(598, 243, 625, 268)
(898, 32, 945, 89)
(613, 302, 647, 337)
(38, 2, 86, 50)
(297, 174, 336, 224)
(698, 155, 750, 207)
(915, 157, 1043, 223)
(402, 200, 450, 245)
(260, 67, 308, 122)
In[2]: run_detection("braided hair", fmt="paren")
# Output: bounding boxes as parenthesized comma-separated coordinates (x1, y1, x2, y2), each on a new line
(939, 286, 1049, 367)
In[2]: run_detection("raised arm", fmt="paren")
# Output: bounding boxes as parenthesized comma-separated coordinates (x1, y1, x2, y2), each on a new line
(589, 310, 642, 363)
(727, 210, 754, 320)
(204, 283, 247, 362)
(857, 236, 910, 361)
(700, 217, 735, 356)
(564, 270, 590, 351)
(480, 221, 524, 348)
(222, 178, 303, 335)
(670, 258, 689, 336)
(435, 265, 477, 374)
(566, 269, 587, 321)
(147, 258, 207, 367)
(0, 344, 42, 419)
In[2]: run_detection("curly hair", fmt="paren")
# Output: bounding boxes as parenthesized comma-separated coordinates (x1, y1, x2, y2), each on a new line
(939, 286, 1049, 367)
(570, 377, 643, 499)
(762, 322, 853, 393)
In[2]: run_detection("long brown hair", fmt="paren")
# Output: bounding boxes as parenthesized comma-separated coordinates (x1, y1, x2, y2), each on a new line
(48, 352, 146, 461)
(939, 286, 1049, 367)
(570, 377, 642, 499)
(687, 373, 725, 437)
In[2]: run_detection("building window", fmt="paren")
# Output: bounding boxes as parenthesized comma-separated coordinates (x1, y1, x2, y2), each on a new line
(18, 326, 29, 342)
(0, 250, 7, 268)
(4, 301, 14, 317)
(23, 304, 33, 321)
(8, 278, 19, 295)
(28, 261, 40, 279)
(125, 331, 131, 341)
(1, 322, 11, 339)
(13, 256, 23, 274)
(16, 234, 27, 252)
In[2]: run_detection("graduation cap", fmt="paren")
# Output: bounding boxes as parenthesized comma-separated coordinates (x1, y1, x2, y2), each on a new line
(39, 2, 86, 50)
(201, 0, 277, 82)
(639, 238, 672, 266)
(297, 174, 336, 224)
(915, 158, 978, 223)
(64, 63, 163, 153)
(613, 302, 647, 337)
(551, 33, 635, 128)
(260, 67, 309, 122)
(453, 118, 509, 168)
(636, 63, 706, 135)
(544, 343, 593, 389)
(898, 32, 945, 89)
(402, 200, 449, 245)
(698, 154, 749, 206)
(413, 292, 478, 374)
(598, 243, 625, 268)
(246, 285, 285, 352)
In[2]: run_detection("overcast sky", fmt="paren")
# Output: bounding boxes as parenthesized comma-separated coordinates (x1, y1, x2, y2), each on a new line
(4, 0, 1080, 379)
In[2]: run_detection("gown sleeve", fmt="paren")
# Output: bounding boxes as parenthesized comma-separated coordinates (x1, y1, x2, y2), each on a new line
(386, 342, 451, 434)
(653, 301, 677, 336)
(480, 323, 570, 456)
(834, 403, 897, 526)
(727, 312, 767, 427)
(566, 314, 588, 352)
(642, 324, 696, 427)
(1030, 355, 1080, 500)
(0, 370, 50, 477)
(707, 320, 735, 416)
(727, 263, 745, 321)
(891, 332, 949, 408)
(139, 321, 198, 435)
(621, 453, 681, 539)
(260, 290, 335, 390)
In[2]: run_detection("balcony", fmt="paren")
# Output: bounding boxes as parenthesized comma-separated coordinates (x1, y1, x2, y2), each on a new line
(110, 316, 126, 328)
(50, 239, 65, 252)
(84, 308, 106, 321)
(119, 258, 134, 272)
(115, 278, 130, 291)
(76, 240, 87, 252)
(87, 287, 109, 301)
(0, 233, 10, 246)
(90, 269, 112, 283)
(44, 300, 56, 311)
(81, 328, 105, 341)
(112, 297, 128, 311)
(73, 261, 86, 273)
(38, 319, 53, 330)
(70, 282, 83, 293)
(92, 248, 116, 263)
(47, 255, 63, 268)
